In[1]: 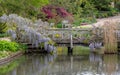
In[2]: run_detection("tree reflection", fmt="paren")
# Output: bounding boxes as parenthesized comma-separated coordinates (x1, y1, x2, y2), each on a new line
(6, 54, 57, 75)
(89, 52, 103, 63)
(2, 54, 120, 75)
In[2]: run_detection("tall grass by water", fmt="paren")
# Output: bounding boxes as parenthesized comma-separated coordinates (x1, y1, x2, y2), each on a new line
(102, 21, 118, 53)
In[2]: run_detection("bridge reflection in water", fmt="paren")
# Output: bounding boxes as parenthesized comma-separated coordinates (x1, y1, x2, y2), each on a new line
(1, 53, 120, 75)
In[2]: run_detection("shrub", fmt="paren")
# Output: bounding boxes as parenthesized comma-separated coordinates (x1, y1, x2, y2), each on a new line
(73, 19, 81, 27)
(56, 23, 62, 28)
(116, 1, 120, 11)
(0, 40, 26, 52)
(41, 5, 74, 23)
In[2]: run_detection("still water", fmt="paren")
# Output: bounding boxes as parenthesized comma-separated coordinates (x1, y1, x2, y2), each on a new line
(0, 53, 120, 75)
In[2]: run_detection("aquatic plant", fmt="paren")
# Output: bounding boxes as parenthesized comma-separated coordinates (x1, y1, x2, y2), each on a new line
(89, 42, 102, 51)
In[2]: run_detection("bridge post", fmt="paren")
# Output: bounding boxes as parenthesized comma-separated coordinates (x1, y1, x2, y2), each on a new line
(70, 34, 73, 49)
(68, 34, 73, 55)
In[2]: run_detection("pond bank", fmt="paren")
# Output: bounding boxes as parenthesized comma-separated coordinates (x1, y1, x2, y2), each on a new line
(0, 51, 24, 65)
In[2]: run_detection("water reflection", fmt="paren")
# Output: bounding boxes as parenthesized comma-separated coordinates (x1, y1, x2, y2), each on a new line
(89, 52, 103, 63)
(0, 54, 120, 75)
(89, 53, 103, 75)
(4, 54, 57, 75)
(103, 55, 118, 75)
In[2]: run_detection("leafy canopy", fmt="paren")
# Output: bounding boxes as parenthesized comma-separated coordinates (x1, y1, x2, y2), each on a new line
(0, 0, 49, 18)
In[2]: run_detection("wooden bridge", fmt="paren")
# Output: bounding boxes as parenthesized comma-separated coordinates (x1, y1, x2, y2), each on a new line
(25, 26, 120, 54)
(42, 27, 120, 54)
(45, 28, 92, 44)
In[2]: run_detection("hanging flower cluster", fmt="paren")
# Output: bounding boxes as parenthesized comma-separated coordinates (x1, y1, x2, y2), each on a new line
(0, 14, 56, 53)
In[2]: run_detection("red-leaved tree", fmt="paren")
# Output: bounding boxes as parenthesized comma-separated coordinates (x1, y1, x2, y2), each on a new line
(41, 5, 74, 23)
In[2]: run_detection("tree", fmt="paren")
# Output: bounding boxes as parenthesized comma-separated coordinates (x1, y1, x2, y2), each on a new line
(49, 0, 95, 17)
(90, 0, 113, 11)
(41, 5, 74, 23)
(0, 0, 49, 18)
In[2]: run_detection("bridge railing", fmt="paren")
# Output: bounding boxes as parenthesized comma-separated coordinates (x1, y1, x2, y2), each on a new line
(45, 28, 92, 44)
(36, 25, 120, 44)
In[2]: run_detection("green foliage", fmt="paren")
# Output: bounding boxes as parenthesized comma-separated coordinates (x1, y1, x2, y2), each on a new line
(50, 0, 95, 18)
(95, 8, 118, 18)
(90, 0, 112, 11)
(0, 0, 49, 18)
(0, 0, 118, 21)
(0, 33, 9, 37)
(31, 0, 49, 8)
(0, 40, 19, 51)
(0, 40, 26, 52)
(39, 42, 44, 48)
(73, 17, 96, 26)
(19, 43, 28, 51)
(116, 1, 120, 11)
(50, 0, 119, 20)
(0, 22, 8, 33)
(56, 23, 62, 28)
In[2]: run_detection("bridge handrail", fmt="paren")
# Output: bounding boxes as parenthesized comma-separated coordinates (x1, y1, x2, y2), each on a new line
(46, 28, 92, 31)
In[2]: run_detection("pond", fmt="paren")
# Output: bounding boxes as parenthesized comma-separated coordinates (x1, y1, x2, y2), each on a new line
(0, 46, 120, 75)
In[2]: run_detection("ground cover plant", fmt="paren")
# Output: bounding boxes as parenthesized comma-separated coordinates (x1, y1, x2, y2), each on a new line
(0, 40, 27, 58)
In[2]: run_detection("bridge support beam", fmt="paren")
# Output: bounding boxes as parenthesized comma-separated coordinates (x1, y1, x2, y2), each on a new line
(68, 34, 73, 55)
(118, 42, 120, 54)
(68, 47, 73, 55)
(70, 34, 73, 49)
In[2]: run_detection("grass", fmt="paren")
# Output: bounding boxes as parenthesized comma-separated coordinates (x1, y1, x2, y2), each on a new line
(73, 46, 90, 55)
(102, 21, 118, 53)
